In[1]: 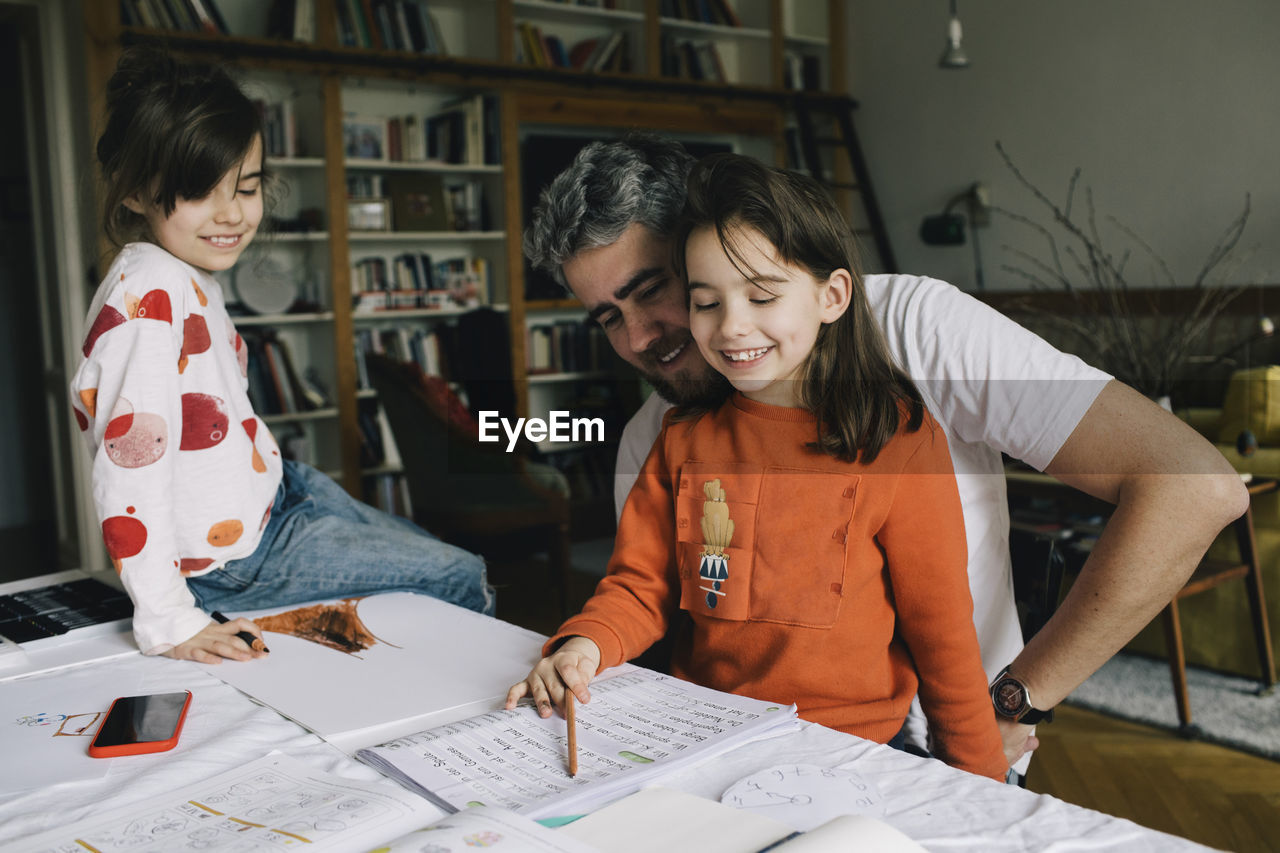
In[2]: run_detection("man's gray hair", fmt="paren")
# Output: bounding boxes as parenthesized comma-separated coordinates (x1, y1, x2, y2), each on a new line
(523, 132, 695, 289)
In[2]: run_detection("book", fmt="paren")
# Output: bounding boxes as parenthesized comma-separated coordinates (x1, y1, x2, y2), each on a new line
(261, 338, 295, 412)
(188, 0, 228, 34)
(356, 666, 799, 819)
(388, 171, 449, 231)
(419, 3, 447, 55)
(591, 30, 628, 72)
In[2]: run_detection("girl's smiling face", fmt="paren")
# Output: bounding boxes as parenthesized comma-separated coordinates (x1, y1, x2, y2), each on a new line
(686, 223, 851, 408)
(126, 135, 264, 273)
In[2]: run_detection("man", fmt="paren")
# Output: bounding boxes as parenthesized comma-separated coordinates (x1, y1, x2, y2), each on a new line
(523, 132, 1248, 776)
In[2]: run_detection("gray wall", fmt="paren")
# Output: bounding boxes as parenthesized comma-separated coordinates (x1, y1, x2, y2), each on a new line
(846, 1, 1280, 292)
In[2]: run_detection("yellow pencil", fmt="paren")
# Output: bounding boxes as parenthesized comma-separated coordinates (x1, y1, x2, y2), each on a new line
(566, 691, 578, 777)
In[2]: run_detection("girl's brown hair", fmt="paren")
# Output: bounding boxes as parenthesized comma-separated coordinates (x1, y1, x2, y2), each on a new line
(672, 153, 923, 464)
(95, 46, 277, 248)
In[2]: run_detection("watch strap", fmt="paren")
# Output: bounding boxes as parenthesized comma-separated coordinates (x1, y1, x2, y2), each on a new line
(1017, 704, 1054, 725)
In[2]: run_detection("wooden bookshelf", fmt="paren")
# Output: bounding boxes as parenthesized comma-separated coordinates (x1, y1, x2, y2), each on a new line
(82, 0, 841, 512)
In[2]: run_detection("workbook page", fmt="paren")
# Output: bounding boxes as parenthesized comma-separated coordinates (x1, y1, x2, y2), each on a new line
(358, 667, 798, 819)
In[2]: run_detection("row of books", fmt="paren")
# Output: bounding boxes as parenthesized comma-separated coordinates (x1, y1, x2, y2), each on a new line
(242, 331, 331, 416)
(528, 0, 619, 8)
(121, 0, 228, 33)
(266, 0, 317, 42)
(343, 95, 497, 166)
(356, 325, 454, 386)
(516, 24, 630, 73)
(255, 100, 300, 159)
(349, 174, 488, 233)
(661, 36, 727, 83)
(352, 254, 489, 312)
(660, 0, 741, 27)
(527, 320, 613, 375)
(335, 0, 447, 54)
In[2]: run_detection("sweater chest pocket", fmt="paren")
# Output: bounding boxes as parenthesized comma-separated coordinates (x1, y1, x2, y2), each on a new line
(751, 467, 859, 628)
(673, 462, 859, 628)
(674, 462, 761, 622)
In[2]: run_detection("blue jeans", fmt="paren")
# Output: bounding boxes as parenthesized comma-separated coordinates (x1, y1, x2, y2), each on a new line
(187, 460, 495, 616)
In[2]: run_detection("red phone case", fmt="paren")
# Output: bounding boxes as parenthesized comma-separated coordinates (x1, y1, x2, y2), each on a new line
(87, 691, 193, 758)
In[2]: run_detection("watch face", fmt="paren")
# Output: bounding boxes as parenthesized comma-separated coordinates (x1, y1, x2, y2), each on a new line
(995, 678, 1027, 716)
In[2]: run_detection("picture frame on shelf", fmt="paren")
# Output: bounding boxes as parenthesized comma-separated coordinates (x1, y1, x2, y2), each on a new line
(348, 199, 392, 231)
(343, 114, 388, 160)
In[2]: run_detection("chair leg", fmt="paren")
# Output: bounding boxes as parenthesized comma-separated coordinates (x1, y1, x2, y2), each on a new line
(1234, 505, 1277, 688)
(1160, 601, 1193, 732)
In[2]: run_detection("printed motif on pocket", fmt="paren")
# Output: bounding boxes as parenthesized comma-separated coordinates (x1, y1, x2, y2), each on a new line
(675, 462, 759, 622)
(697, 479, 734, 610)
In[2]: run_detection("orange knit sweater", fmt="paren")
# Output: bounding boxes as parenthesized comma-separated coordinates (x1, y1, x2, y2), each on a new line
(550, 393, 1008, 781)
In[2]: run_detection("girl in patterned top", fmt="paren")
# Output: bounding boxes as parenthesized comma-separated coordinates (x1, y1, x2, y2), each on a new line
(72, 47, 493, 663)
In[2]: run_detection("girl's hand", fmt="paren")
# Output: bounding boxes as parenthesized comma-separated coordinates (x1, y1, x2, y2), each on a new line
(504, 636, 601, 718)
(997, 718, 1040, 766)
(165, 618, 269, 664)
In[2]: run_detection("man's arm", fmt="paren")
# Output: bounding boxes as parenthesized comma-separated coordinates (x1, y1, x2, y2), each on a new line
(1001, 380, 1249, 759)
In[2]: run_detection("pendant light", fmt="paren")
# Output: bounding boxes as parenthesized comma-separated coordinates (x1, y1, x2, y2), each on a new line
(940, 0, 970, 69)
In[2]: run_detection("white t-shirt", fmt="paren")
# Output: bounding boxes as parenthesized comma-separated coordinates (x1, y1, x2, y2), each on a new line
(71, 243, 283, 654)
(614, 274, 1111, 764)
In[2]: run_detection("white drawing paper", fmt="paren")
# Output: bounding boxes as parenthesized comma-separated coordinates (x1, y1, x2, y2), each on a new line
(720, 763, 886, 831)
(197, 592, 546, 751)
(17, 751, 446, 853)
(0, 664, 142, 795)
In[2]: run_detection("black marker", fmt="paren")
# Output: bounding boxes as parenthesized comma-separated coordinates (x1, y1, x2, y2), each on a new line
(210, 611, 269, 653)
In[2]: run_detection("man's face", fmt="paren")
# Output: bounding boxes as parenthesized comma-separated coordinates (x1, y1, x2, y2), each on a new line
(562, 223, 727, 406)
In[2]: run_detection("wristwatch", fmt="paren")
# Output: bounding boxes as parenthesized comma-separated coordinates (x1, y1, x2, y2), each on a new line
(989, 667, 1054, 725)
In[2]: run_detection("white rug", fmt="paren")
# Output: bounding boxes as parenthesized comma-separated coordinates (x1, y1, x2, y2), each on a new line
(1066, 653, 1279, 760)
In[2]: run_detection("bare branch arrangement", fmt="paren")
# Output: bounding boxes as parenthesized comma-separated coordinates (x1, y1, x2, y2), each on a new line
(993, 141, 1251, 399)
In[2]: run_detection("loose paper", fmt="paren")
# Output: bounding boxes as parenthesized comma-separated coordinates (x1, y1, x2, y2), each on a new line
(16, 752, 445, 853)
(0, 664, 142, 794)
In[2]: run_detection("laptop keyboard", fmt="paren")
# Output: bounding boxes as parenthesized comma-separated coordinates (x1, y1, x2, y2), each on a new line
(0, 579, 133, 644)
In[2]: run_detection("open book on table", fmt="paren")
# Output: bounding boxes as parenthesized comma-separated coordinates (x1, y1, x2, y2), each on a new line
(357, 666, 799, 819)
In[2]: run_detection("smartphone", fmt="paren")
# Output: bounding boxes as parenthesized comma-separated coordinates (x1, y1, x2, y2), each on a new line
(87, 691, 192, 758)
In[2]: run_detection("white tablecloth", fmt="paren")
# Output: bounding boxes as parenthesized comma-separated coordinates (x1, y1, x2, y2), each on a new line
(0, 651, 1213, 852)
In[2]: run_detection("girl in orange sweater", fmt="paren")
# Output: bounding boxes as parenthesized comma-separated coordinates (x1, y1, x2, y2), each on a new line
(506, 154, 1007, 780)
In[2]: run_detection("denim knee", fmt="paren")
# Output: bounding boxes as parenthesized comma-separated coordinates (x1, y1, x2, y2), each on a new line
(462, 553, 497, 617)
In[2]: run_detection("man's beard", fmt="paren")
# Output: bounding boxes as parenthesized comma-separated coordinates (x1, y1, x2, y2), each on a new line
(641, 362, 733, 409)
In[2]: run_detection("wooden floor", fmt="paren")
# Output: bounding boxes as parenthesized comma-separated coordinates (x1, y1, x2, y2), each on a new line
(1027, 705, 1280, 851)
(492, 559, 1280, 852)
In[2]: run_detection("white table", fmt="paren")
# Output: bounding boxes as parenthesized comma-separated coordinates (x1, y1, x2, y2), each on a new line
(0, 613, 1211, 851)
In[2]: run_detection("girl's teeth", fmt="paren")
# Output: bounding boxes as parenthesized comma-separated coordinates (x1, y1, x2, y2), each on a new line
(727, 347, 768, 362)
(209, 236, 239, 247)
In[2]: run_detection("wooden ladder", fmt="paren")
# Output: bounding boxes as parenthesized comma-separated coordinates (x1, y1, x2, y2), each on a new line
(790, 93, 897, 273)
